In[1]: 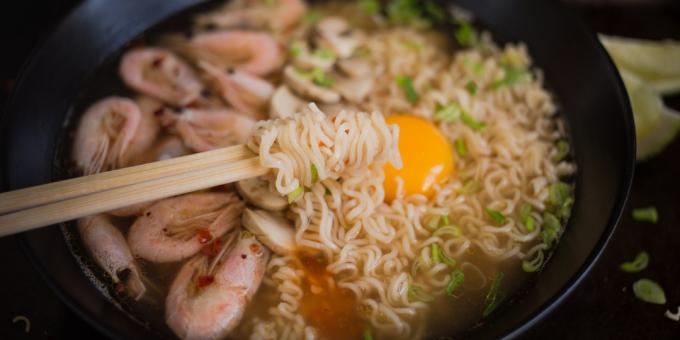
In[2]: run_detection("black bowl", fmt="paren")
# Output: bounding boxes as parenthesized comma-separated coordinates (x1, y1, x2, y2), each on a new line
(0, 0, 635, 339)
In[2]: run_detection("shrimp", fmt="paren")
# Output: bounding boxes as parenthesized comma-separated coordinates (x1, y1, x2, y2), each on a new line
(78, 214, 146, 300)
(119, 47, 203, 106)
(165, 30, 283, 76)
(195, 0, 306, 33)
(72, 97, 141, 175)
(108, 202, 154, 217)
(166, 231, 270, 339)
(160, 107, 256, 152)
(121, 96, 162, 167)
(199, 61, 274, 119)
(127, 192, 245, 263)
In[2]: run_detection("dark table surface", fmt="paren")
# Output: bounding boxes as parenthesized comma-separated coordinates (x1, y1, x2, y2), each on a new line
(1, 1, 679, 339)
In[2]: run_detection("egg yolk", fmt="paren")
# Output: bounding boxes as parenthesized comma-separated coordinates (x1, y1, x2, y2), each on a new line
(383, 115, 454, 202)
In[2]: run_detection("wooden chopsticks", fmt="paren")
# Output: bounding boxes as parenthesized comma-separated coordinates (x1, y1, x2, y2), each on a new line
(0, 144, 267, 237)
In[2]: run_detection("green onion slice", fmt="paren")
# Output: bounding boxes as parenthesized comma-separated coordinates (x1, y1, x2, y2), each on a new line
(312, 49, 336, 60)
(434, 103, 462, 123)
(310, 164, 319, 184)
(445, 269, 465, 296)
(431, 243, 456, 267)
(288, 40, 304, 57)
(632, 206, 658, 224)
(441, 214, 451, 226)
(455, 138, 467, 157)
(491, 66, 530, 90)
(455, 21, 477, 47)
(461, 111, 486, 130)
(297, 67, 334, 87)
(524, 216, 536, 232)
(547, 182, 571, 208)
(540, 212, 561, 248)
(396, 75, 418, 104)
(553, 140, 570, 162)
(483, 272, 504, 317)
(620, 251, 650, 273)
(362, 326, 374, 340)
(287, 186, 304, 203)
(633, 278, 666, 305)
(408, 285, 435, 302)
(522, 251, 544, 273)
(485, 208, 506, 224)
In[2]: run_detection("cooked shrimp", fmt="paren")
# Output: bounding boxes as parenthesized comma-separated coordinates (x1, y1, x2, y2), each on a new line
(159, 107, 256, 152)
(78, 214, 146, 300)
(119, 47, 203, 106)
(72, 97, 141, 175)
(108, 202, 154, 217)
(150, 136, 191, 161)
(166, 231, 270, 339)
(127, 192, 245, 263)
(199, 61, 274, 119)
(121, 96, 162, 166)
(195, 0, 306, 33)
(165, 31, 283, 76)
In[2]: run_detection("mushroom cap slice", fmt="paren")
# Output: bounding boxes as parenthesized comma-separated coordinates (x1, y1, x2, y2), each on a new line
(241, 208, 296, 256)
(236, 177, 288, 211)
(270, 86, 305, 119)
(283, 66, 340, 103)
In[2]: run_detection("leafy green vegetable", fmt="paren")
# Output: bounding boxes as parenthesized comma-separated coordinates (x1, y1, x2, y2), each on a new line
(455, 21, 477, 47)
(485, 208, 506, 224)
(465, 80, 478, 95)
(455, 138, 467, 157)
(633, 278, 666, 304)
(396, 75, 418, 104)
(620, 251, 650, 273)
(445, 269, 465, 296)
(461, 111, 486, 130)
(287, 186, 304, 203)
(483, 272, 504, 317)
(632, 206, 658, 223)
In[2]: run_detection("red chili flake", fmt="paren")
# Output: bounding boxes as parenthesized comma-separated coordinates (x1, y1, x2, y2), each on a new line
(152, 57, 164, 68)
(197, 275, 215, 288)
(249, 243, 260, 253)
(197, 229, 213, 244)
(202, 239, 222, 257)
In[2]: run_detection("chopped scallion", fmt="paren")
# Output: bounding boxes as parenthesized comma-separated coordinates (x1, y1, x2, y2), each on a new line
(553, 140, 570, 162)
(288, 40, 304, 57)
(408, 285, 434, 302)
(401, 40, 424, 51)
(483, 272, 504, 317)
(455, 21, 477, 47)
(460, 180, 480, 195)
(310, 164, 319, 184)
(524, 216, 536, 232)
(434, 103, 462, 123)
(431, 243, 456, 267)
(362, 326, 374, 340)
(541, 212, 560, 248)
(287, 186, 304, 203)
(633, 278, 666, 305)
(632, 206, 658, 224)
(297, 67, 334, 87)
(445, 269, 465, 296)
(441, 214, 450, 226)
(387, 0, 430, 28)
(620, 251, 650, 273)
(465, 80, 478, 95)
(491, 66, 530, 90)
(455, 138, 467, 157)
(522, 255, 543, 273)
(485, 208, 506, 224)
(312, 49, 336, 60)
(396, 75, 418, 104)
(463, 57, 484, 75)
(358, 0, 381, 16)
(547, 182, 571, 208)
(461, 111, 486, 130)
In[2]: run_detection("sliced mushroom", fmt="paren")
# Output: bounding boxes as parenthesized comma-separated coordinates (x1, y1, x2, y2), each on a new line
(334, 75, 374, 103)
(241, 208, 296, 256)
(270, 86, 305, 119)
(236, 177, 288, 211)
(283, 66, 340, 103)
(337, 57, 372, 79)
(314, 17, 362, 59)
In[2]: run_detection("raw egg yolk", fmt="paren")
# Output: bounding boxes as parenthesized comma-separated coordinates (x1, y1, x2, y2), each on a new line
(383, 115, 454, 202)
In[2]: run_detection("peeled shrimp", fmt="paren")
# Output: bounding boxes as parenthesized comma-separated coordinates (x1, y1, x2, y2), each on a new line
(127, 192, 245, 263)
(199, 61, 274, 119)
(120, 96, 162, 166)
(160, 107, 256, 152)
(166, 231, 269, 339)
(119, 47, 203, 106)
(166, 31, 283, 76)
(78, 214, 146, 299)
(195, 0, 306, 33)
(72, 97, 141, 175)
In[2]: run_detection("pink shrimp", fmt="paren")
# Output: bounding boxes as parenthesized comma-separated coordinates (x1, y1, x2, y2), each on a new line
(160, 107, 256, 152)
(170, 30, 283, 76)
(196, 0, 306, 33)
(119, 47, 203, 106)
(72, 97, 141, 175)
(165, 231, 269, 339)
(120, 96, 162, 167)
(127, 192, 245, 263)
(78, 214, 146, 300)
(199, 61, 274, 119)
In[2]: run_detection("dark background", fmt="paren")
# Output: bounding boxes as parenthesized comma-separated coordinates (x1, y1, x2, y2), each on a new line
(1, 0, 679, 339)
